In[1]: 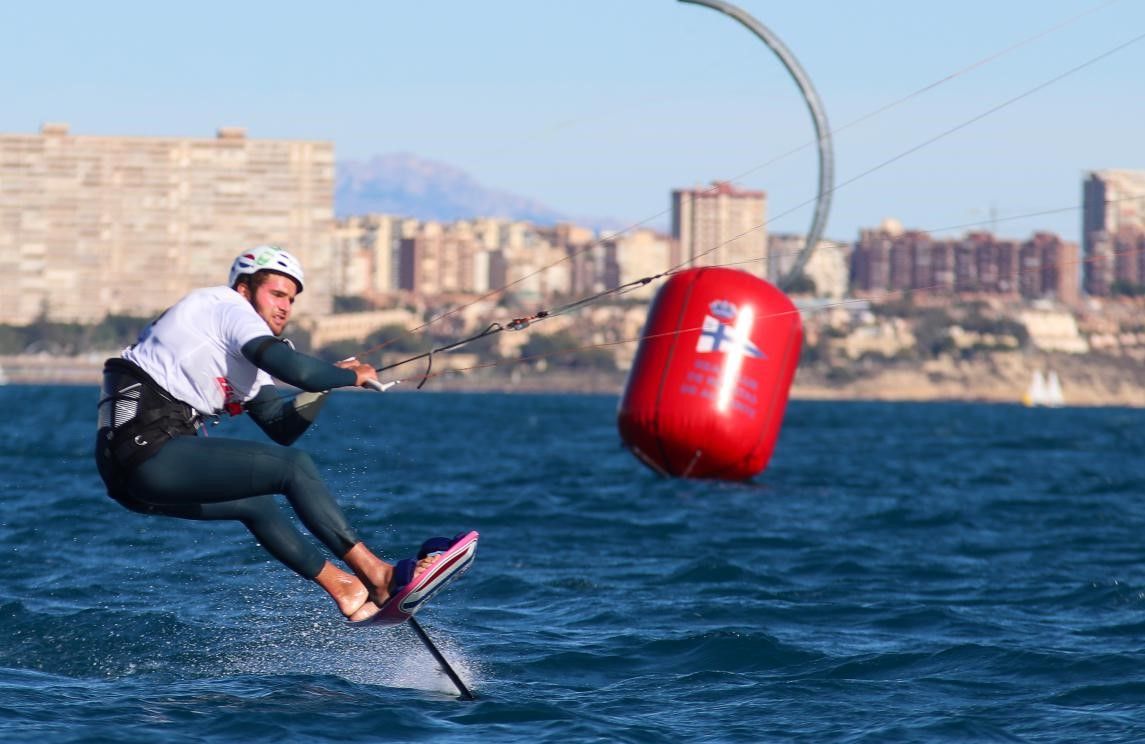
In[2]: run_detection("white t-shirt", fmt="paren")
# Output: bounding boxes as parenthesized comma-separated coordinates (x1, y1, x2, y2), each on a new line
(123, 286, 277, 416)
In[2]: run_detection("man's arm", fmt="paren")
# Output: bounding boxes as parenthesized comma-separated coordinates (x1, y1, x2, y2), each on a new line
(240, 336, 376, 445)
(244, 385, 329, 446)
(241, 336, 358, 392)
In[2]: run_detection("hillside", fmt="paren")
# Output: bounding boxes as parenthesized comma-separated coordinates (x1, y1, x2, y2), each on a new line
(335, 153, 569, 225)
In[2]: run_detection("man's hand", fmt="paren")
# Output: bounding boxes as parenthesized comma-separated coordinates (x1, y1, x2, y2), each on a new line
(336, 357, 378, 387)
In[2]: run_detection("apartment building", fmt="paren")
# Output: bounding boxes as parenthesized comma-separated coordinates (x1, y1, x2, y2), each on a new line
(0, 123, 334, 324)
(599, 228, 673, 300)
(1083, 169, 1145, 296)
(333, 213, 418, 300)
(851, 222, 1077, 304)
(1019, 232, 1079, 305)
(671, 181, 767, 278)
(765, 233, 850, 299)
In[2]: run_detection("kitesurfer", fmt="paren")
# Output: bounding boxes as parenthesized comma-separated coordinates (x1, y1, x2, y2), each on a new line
(94, 245, 432, 621)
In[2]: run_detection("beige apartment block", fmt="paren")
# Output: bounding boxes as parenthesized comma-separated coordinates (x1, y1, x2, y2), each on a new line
(672, 181, 767, 279)
(1084, 170, 1145, 239)
(399, 221, 446, 296)
(764, 232, 803, 283)
(497, 222, 571, 302)
(334, 213, 419, 299)
(600, 228, 673, 300)
(766, 233, 850, 299)
(802, 240, 851, 300)
(0, 123, 334, 325)
(1083, 169, 1145, 296)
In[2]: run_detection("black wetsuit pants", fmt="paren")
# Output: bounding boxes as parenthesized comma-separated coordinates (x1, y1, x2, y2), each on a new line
(96, 434, 360, 579)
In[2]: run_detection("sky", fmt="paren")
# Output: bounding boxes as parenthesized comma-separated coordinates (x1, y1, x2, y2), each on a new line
(2, 0, 1143, 245)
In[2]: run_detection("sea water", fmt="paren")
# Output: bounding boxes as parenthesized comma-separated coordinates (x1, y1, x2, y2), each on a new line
(1, 386, 1144, 742)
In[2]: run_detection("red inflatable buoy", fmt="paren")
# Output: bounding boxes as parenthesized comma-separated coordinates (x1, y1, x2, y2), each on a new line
(617, 267, 802, 480)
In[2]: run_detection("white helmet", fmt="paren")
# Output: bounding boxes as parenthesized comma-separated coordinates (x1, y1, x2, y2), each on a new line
(228, 245, 305, 293)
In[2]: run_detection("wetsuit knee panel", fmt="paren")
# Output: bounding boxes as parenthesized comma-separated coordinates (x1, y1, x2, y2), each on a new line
(283, 448, 321, 481)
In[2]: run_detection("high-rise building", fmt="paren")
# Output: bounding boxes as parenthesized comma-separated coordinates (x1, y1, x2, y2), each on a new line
(858, 224, 929, 293)
(333, 214, 418, 300)
(1108, 226, 1145, 292)
(898, 231, 931, 292)
(0, 123, 334, 325)
(399, 221, 445, 296)
(397, 218, 557, 300)
(1082, 170, 1145, 296)
(930, 240, 954, 293)
(764, 233, 802, 284)
(1030, 232, 1080, 306)
(671, 181, 766, 278)
(1016, 232, 1079, 305)
(995, 239, 1020, 295)
(850, 218, 909, 295)
(600, 228, 673, 300)
(957, 232, 990, 292)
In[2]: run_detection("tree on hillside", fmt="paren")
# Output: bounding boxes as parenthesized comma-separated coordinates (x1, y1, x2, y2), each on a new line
(783, 272, 817, 296)
(912, 308, 956, 358)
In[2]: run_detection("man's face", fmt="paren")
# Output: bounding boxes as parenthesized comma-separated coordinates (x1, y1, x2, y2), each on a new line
(240, 272, 298, 336)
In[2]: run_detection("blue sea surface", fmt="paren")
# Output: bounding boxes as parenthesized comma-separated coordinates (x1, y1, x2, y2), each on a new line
(1, 386, 1144, 742)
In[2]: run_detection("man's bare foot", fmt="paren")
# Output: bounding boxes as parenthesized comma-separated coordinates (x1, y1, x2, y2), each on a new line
(313, 561, 377, 620)
(347, 597, 380, 622)
(342, 543, 394, 602)
(338, 543, 446, 616)
(413, 553, 440, 578)
(336, 549, 439, 618)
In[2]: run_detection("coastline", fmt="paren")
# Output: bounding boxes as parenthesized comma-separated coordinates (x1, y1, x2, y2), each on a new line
(5, 352, 1143, 407)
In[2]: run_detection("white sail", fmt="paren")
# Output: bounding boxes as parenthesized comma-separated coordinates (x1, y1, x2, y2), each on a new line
(1045, 370, 1065, 407)
(1024, 370, 1047, 407)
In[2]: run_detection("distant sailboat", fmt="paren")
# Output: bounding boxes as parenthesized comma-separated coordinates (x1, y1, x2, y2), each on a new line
(1023, 369, 1064, 407)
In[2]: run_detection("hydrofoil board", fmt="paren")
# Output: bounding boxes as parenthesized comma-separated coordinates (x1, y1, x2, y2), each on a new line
(353, 530, 478, 627)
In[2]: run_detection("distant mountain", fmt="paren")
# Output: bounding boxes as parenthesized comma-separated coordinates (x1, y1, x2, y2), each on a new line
(335, 153, 573, 226)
